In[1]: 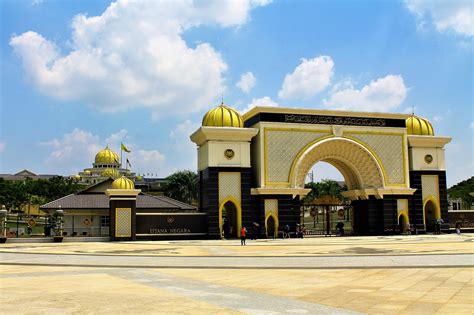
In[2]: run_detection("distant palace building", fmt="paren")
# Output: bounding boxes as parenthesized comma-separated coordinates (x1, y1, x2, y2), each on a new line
(72, 146, 138, 184)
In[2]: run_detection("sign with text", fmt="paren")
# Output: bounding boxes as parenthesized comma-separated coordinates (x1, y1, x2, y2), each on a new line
(136, 213, 207, 235)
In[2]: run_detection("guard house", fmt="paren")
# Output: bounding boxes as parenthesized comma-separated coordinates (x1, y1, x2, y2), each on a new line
(191, 104, 451, 238)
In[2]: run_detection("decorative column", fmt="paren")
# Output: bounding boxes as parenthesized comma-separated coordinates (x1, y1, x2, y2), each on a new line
(106, 176, 141, 241)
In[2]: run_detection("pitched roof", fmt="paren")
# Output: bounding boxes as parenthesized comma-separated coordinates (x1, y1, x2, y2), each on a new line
(40, 193, 196, 211)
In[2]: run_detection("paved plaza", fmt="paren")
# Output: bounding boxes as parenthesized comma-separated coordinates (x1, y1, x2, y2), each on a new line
(1, 234, 473, 314)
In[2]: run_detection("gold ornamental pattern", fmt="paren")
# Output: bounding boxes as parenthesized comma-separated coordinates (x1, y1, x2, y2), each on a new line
(264, 199, 278, 217)
(266, 130, 329, 183)
(218, 172, 241, 204)
(347, 133, 405, 185)
(421, 175, 439, 201)
(293, 139, 384, 189)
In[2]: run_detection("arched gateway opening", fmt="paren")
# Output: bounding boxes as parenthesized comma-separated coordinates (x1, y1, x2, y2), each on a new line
(293, 138, 385, 235)
(424, 199, 440, 233)
(399, 214, 407, 234)
(221, 201, 239, 238)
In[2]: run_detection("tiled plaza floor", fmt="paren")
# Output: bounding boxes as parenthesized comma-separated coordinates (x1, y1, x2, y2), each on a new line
(1, 234, 473, 314)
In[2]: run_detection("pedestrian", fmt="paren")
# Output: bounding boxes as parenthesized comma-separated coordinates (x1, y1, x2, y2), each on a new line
(240, 226, 247, 245)
(284, 224, 290, 238)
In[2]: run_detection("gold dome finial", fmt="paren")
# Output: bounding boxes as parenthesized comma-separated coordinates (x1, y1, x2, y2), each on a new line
(95, 147, 120, 165)
(406, 115, 434, 136)
(111, 176, 135, 190)
(101, 168, 120, 178)
(202, 103, 244, 128)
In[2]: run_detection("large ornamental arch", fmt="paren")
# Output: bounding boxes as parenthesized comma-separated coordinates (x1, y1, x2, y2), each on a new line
(191, 105, 451, 237)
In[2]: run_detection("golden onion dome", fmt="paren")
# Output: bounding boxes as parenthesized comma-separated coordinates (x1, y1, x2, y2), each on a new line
(101, 168, 120, 178)
(84, 170, 91, 175)
(406, 115, 434, 136)
(71, 174, 81, 180)
(95, 146, 120, 165)
(202, 103, 243, 127)
(112, 176, 135, 190)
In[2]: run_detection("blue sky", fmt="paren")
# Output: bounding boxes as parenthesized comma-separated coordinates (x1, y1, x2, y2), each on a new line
(0, 0, 472, 187)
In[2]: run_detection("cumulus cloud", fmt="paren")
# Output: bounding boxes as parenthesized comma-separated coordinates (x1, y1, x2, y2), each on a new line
(39, 128, 168, 175)
(278, 56, 334, 100)
(10, 0, 270, 118)
(105, 129, 128, 149)
(38, 128, 103, 174)
(241, 96, 279, 113)
(405, 0, 473, 36)
(133, 149, 166, 176)
(170, 119, 200, 152)
(236, 71, 256, 93)
(323, 75, 408, 112)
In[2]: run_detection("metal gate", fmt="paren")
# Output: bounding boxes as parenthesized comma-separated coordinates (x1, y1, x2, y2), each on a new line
(300, 203, 352, 236)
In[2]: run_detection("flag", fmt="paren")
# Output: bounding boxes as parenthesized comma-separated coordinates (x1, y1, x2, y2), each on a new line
(126, 158, 132, 168)
(121, 142, 131, 153)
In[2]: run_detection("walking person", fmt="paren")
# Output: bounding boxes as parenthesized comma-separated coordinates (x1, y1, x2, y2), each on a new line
(240, 226, 247, 245)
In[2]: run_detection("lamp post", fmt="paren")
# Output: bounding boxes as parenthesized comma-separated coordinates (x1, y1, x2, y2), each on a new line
(0, 205, 7, 243)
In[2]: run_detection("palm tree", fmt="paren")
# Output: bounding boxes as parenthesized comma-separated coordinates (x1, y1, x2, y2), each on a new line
(163, 170, 198, 205)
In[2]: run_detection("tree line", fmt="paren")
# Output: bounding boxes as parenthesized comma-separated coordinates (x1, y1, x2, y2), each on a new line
(0, 170, 347, 212)
(0, 177, 84, 212)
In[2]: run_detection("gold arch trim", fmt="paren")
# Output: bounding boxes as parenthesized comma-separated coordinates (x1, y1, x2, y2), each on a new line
(263, 127, 407, 187)
(398, 211, 410, 224)
(265, 212, 279, 238)
(218, 196, 242, 238)
(288, 136, 385, 188)
(423, 195, 441, 227)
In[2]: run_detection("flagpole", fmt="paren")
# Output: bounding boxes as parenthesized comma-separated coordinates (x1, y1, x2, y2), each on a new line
(120, 142, 123, 169)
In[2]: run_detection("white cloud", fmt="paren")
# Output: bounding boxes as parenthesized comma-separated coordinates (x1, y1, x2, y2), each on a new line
(241, 96, 279, 113)
(0, 141, 6, 153)
(38, 128, 103, 174)
(38, 128, 169, 175)
(405, 0, 473, 37)
(170, 119, 200, 152)
(105, 129, 128, 149)
(236, 71, 256, 93)
(278, 56, 334, 100)
(133, 149, 166, 176)
(323, 75, 408, 112)
(10, 0, 270, 118)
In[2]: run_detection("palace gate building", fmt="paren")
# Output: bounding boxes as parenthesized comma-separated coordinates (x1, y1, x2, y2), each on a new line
(191, 104, 451, 238)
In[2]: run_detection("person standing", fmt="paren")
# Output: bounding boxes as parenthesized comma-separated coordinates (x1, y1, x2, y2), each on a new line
(240, 226, 247, 245)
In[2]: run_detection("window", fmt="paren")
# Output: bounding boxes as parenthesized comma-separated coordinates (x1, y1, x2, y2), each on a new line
(101, 216, 110, 227)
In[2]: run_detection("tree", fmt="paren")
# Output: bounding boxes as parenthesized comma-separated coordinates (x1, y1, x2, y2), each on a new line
(448, 177, 474, 209)
(0, 176, 84, 212)
(163, 170, 198, 205)
(302, 179, 346, 204)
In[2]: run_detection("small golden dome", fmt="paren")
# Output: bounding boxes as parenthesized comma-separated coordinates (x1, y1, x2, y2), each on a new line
(136, 175, 143, 181)
(101, 168, 119, 178)
(112, 176, 135, 189)
(202, 103, 243, 127)
(406, 115, 434, 136)
(95, 146, 120, 165)
(71, 174, 81, 180)
(84, 170, 91, 175)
